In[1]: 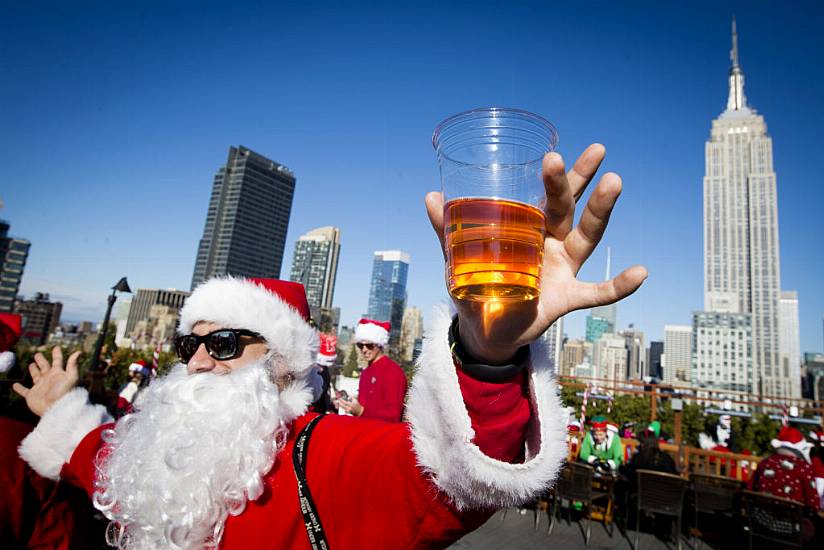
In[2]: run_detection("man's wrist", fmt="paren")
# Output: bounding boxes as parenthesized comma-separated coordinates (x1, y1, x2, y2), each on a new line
(456, 316, 521, 365)
(449, 316, 529, 383)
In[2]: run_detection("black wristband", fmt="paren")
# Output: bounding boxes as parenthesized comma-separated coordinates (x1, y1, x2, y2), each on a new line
(448, 315, 529, 383)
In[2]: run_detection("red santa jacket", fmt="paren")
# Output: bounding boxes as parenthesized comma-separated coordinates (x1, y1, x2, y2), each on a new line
(19, 308, 568, 548)
(749, 452, 820, 511)
(0, 417, 103, 549)
(358, 355, 407, 422)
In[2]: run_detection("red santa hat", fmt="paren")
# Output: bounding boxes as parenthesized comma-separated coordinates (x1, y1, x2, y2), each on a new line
(316, 333, 338, 367)
(771, 426, 812, 454)
(178, 277, 317, 387)
(354, 318, 390, 348)
(606, 422, 619, 435)
(128, 359, 147, 373)
(589, 416, 608, 432)
(567, 421, 581, 433)
(0, 313, 22, 374)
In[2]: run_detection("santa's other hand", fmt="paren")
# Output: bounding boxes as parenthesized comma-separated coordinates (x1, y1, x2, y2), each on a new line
(12, 347, 81, 417)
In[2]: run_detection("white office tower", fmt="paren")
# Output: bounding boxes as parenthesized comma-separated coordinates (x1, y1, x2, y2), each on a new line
(778, 291, 801, 398)
(592, 334, 627, 385)
(692, 311, 752, 393)
(703, 21, 790, 397)
(664, 325, 692, 384)
(543, 317, 564, 372)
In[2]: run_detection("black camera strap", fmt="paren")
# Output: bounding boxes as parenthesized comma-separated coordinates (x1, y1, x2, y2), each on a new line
(293, 414, 330, 550)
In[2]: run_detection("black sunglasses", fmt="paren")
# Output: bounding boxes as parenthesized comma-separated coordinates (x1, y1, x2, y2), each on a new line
(356, 342, 377, 351)
(174, 329, 262, 364)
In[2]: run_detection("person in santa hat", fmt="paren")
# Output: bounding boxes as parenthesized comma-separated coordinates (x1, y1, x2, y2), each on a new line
(580, 416, 624, 472)
(335, 319, 407, 422)
(749, 425, 819, 511)
(311, 332, 337, 413)
(808, 429, 824, 507)
(12, 143, 647, 549)
(0, 312, 22, 375)
(114, 370, 143, 419)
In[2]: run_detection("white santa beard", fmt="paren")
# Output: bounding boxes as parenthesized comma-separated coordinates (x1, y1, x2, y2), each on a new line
(94, 359, 290, 550)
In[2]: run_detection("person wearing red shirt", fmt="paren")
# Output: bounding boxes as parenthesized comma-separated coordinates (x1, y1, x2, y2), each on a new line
(336, 319, 408, 422)
(749, 426, 819, 511)
(12, 143, 647, 549)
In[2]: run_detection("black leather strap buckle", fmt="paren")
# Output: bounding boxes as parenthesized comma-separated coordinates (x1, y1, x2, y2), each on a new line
(448, 315, 529, 383)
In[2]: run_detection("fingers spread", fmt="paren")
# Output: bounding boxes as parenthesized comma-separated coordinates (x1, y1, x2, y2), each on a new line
(29, 363, 42, 383)
(66, 351, 82, 379)
(52, 346, 64, 371)
(542, 152, 575, 239)
(33, 353, 52, 374)
(568, 265, 648, 312)
(564, 172, 622, 269)
(425, 191, 446, 260)
(568, 143, 606, 201)
(12, 383, 29, 398)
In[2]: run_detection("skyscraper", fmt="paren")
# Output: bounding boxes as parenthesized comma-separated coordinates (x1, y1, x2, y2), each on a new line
(0, 220, 30, 313)
(619, 327, 645, 380)
(647, 341, 664, 380)
(585, 316, 612, 343)
(779, 290, 801, 397)
(703, 21, 789, 396)
(366, 250, 410, 349)
(590, 247, 617, 327)
(543, 317, 564, 371)
(592, 333, 627, 384)
(289, 226, 341, 310)
(191, 146, 296, 290)
(692, 310, 752, 392)
(663, 325, 692, 384)
(14, 293, 62, 345)
(125, 289, 190, 337)
(400, 306, 424, 362)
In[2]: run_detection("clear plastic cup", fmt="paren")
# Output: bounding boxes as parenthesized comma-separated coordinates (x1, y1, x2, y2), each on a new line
(433, 107, 558, 302)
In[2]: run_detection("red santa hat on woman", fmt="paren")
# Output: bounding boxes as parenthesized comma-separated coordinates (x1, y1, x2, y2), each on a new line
(354, 318, 390, 348)
(0, 313, 22, 374)
(178, 277, 320, 410)
(771, 426, 812, 456)
(316, 332, 338, 367)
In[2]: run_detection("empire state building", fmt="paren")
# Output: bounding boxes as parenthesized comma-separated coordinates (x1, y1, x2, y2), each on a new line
(703, 21, 797, 398)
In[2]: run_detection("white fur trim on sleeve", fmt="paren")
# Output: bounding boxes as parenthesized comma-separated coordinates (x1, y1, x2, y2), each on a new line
(18, 387, 112, 480)
(406, 304, 567, 510)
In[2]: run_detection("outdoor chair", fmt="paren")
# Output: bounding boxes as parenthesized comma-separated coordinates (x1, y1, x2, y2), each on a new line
(548, 462, 607, 545)
(690, 473, 744, 547)
(634, 469, 689, 550)
(741, 490, 804, 550)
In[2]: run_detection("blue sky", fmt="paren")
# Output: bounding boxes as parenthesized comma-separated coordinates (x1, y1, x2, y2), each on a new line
(2, 0, 823, 352)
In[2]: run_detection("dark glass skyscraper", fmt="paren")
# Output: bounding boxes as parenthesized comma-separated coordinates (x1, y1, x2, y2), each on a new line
(0, 220, 30, 313)
(191, 146, 296, 290)
(366, 250, 410, 349)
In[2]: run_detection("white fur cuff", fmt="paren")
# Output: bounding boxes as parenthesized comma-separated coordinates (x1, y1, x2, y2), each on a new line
(19, 387, 113, 480)
(406, 305, 567, 510)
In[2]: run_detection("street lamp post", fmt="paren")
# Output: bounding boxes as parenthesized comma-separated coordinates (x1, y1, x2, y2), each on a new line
(89, 277, 132, 374)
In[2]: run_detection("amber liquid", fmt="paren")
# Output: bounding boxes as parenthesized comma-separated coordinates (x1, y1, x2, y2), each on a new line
(444, 197, 545, 302)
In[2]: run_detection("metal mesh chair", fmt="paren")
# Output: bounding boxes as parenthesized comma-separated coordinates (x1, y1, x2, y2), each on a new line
(548, 462, 606, 545)
(741, 490, 804, 550)
(635, 469, 689, 550)
(691, 473, 744, 546)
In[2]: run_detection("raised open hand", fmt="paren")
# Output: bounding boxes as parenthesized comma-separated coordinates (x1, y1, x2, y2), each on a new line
(426, 144, 648, 363)
(12, 346, 81, 417)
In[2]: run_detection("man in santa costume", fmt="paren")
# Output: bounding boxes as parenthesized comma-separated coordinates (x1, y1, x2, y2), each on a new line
(336, 319, 407, 422)
(579, 416, 623, 472)
(749, 425, 819, 511)
(12, 144, 647, 549)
